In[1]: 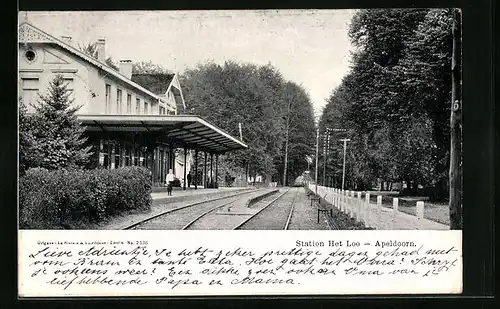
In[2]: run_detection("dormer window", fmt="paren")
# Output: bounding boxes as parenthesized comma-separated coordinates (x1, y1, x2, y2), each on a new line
(24, 49, 36, 63)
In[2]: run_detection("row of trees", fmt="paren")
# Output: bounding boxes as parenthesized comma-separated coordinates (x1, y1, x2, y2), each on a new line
(319, 9, 455, 200)
(179, 61, 316, 186)
(78, 40, 316, 185)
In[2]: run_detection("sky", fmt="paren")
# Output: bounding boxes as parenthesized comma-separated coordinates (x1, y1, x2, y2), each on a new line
(20, 10, 355, 116)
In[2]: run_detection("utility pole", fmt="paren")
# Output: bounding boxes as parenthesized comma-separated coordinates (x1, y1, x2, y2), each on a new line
(328, 128, 348, 189)
(322, 128, 333, 186)
(340, 138, 351, 190)
(238, 123, 243, 141)
(449, 8, 462, 230)
(315, 127, 319, 194)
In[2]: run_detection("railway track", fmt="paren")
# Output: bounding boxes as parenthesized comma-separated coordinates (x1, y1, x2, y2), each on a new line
(123, 186, 341, 230)
(283, 189, 298, 230)
(122, 189, 264, 230)
(233, 187, 298, 230)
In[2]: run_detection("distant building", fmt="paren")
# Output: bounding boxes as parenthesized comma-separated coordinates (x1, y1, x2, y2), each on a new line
(18, 21, 247, 187)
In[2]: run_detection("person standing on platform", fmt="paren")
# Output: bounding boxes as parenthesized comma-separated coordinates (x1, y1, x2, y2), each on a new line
(166, 169, 175, 196)
(187, 172, 192, 188)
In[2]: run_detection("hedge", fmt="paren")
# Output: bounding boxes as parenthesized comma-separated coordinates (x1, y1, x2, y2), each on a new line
(19, 166, 152, 229)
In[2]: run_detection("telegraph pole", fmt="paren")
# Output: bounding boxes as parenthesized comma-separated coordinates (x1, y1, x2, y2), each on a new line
(238, 123, 243, 141)
(322, 128, 330, 186)
(340, 138, 351, 190)
(327, 128, 348, 189)
(449, 8, 462, 230)
(315, 127, 319, 194)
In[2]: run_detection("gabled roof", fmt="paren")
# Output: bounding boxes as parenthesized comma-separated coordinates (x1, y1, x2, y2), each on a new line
(18, 22, 161, 101)
(131, 73, 176, 94)
(132, 73, 186, 110)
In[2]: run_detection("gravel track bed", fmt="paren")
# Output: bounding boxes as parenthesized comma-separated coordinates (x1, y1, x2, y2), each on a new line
(238, 188, 297, 230)
(93, 189, 259, 230)
(131, 196, 243, 230)
(186, 191, 282, 230)
(185, 207, 251, 230)
(286, 187, 330, 230)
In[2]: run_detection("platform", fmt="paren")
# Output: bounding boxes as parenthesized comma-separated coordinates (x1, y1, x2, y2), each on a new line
(151, 186, 253, 203)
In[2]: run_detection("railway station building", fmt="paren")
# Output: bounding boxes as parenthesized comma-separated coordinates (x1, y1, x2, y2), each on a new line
(18, 21, 248, 188)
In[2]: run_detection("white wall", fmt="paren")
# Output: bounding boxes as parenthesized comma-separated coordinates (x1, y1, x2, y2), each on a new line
(18, 43, 159, 116)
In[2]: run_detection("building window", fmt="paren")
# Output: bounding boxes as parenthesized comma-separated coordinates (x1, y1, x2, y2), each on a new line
(21, 78, 40, 111)
(127, 94, 132, 114)
(24, 50, 37, 63)
(116, 89, 122, 114)
(63, 78, 74, 99)
(105, 84, 111, 113)
(159, 106, 165, 115)
(136, 98, 140, 114)
(144, 102, 148, 114)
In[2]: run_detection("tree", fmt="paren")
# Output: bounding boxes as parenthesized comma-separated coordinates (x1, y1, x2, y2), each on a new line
(133, 61, 172, 75)
(78, 42, 98, 59)
(180, 61, 316, 185)
(279, 82, 316, 186)
(396, 8, 454, 199)
(105, 57, 119, 71)
(19, 98, 42, 174)
(28, 74, 93, 170)
(320, 8, 454, 197)
(78, 42, 119, 71)
(449, 8, 462, 229)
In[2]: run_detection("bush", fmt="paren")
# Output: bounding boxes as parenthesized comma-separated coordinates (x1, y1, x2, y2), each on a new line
(19, 167, 152, 229)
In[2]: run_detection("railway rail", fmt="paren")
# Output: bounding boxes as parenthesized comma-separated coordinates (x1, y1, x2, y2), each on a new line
(123, 186, 342, 230)
(233, 187, 298, 230)
(123, 189, 264, 230)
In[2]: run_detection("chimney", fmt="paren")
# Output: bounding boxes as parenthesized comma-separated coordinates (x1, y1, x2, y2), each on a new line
(95, 38, 106, 62)
(61, 36, 72, 45)
(119, 60, 133, 79)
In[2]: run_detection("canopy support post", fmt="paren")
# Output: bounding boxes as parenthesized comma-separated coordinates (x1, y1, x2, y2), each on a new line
(194, 149, 198, 190)
(204, 151, 207, 188)
(183, 146, 187, 190)
(210, 153, 214, 188)
(215, 154, 219, 189)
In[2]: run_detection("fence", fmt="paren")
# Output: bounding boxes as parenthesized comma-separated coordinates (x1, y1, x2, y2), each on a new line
(308, 184, 448, 230)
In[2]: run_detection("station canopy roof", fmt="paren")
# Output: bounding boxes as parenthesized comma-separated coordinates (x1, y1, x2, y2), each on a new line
(78, 114, 248, 154)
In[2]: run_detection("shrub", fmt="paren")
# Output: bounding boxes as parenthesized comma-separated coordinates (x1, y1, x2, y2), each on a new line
(19, 167, 152, 229)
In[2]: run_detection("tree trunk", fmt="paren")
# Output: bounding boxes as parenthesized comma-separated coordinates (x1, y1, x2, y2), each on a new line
(283, 92, 291, 188)
(449, 9, 462, 229)
(283, 130, 289, 187)
(245, 162, 249, 186)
